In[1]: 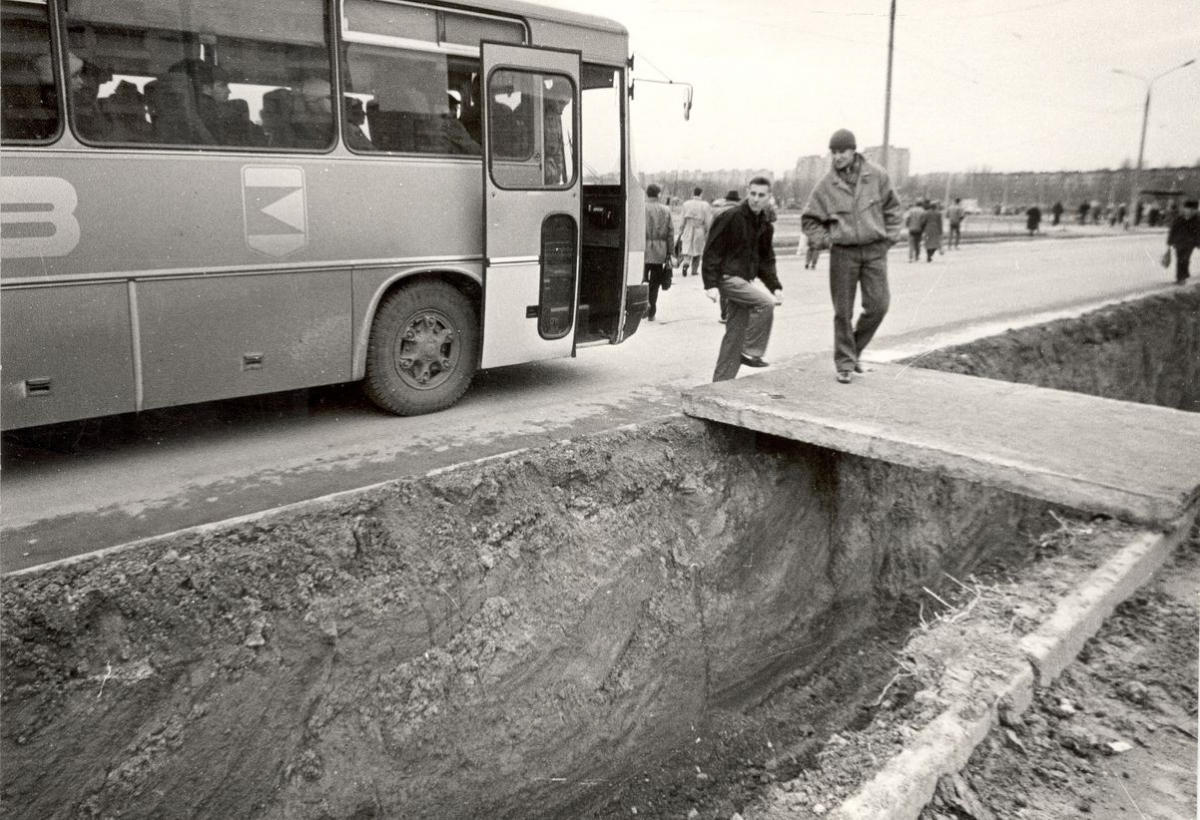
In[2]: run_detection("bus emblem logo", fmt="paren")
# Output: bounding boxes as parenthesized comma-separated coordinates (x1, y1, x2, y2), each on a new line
(242, 166, 307, 257)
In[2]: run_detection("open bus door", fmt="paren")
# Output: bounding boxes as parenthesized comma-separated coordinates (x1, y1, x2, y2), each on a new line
(479, 43, 582, 369)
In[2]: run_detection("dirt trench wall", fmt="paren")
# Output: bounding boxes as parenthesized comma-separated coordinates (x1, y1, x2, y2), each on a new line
(2, 424, 1047, 820)
(910, 287, 1200, 412)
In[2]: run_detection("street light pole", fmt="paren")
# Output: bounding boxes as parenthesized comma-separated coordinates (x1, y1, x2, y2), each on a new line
(881, 0, 896, 175)
(1112, 58, 1196, 227)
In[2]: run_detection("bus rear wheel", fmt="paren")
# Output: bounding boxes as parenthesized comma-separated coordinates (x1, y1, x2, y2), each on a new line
(364, 280, 479, 416)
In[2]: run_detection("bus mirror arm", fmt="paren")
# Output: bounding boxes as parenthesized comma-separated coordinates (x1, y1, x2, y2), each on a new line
(630, 78, 694, 121)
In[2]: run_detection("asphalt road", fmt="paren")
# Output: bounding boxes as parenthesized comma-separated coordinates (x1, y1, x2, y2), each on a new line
(1, 231, 1181, 571)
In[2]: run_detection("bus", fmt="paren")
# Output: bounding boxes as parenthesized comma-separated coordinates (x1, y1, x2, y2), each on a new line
(0, 0, 648, 430)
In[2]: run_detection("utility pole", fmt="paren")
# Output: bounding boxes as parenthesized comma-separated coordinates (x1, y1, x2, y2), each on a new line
(881, 0, 896, 175)
(1112, 58, 1195, 226)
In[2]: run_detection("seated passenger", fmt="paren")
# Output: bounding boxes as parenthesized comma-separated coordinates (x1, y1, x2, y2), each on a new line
(160, 59, 265, 147)
(286, 76, 335, 149)
(66, 54, 119, 142)
(343, 96, 376, 151)
(2, 52, 58, 140)
(100, 80, 153, 142)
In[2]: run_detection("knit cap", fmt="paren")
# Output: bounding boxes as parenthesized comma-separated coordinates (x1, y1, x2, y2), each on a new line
(828, 128, 856, 151)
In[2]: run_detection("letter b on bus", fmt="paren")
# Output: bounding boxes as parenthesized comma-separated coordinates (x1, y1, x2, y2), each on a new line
(243, 166, 308, 258)
(1, 176, 81, 259)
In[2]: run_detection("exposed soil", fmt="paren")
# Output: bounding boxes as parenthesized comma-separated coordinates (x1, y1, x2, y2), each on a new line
(589, 515, 1197, 820)
(911, 287, 1200, 413)
(0, 421, 1051, 820)
(920, 526, 1198, 820)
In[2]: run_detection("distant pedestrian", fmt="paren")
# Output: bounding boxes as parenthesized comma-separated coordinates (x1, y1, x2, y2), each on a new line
(1078, 201, 1090, 225)
(904, 199, 927, 262)
(642, 183, 674, 321)
(946, 198, 965, 249)
(678, 187, 713, 277)
(804, 236, 822, 269)
(1117, 203, 1127, 226)
(1091, 200, 1102, 225)
(703, 176, 782, 381)
(802, 128, 902, 383)
(1166, 198, 1199, 285)
(1051, 201, 1063, 226)
(1026, 204, 1042, 235)
(923, 201, 944, 260)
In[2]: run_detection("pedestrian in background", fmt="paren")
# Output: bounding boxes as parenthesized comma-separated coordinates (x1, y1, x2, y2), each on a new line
(678, 187, 712, 278)
(923, 201, 943, 260)
(946, 198, 965, 249)
(1166, 198, 1199, 285)
(1051, 201, 1063, 226)
(804, 235, 822, 269)
(802, 128, 902, 384)
(1026, 204, 1042, 235)
(904, 199, 927, 262)
(642, 183, 674, 322)
(703, 176, 782, 381)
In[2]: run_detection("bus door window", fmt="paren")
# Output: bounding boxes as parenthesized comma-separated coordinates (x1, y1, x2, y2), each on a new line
(487, 69, 576, 190)
(1, 0, 59, 142)
(59, 0, 333, 150)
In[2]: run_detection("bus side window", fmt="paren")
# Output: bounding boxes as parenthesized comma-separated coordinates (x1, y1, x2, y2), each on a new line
(341, 43, 480, 157)
(1, 1, 59, 142)
(58, 0, 332, 151)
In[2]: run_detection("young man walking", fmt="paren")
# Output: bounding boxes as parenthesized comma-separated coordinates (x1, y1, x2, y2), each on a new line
(801, 128, 902, 383)
(703, 176, 783, 381)
(642, 184, 674, 321)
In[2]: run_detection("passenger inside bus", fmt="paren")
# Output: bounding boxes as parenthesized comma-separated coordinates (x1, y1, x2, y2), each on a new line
(1, 51, 58, 140)
(261, 76, 335, 149)
(344, 96, 376, 151)
(157, 59, 265, 147)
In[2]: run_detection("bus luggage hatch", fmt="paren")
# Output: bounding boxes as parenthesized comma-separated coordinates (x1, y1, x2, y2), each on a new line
(479, 42, 582, 370)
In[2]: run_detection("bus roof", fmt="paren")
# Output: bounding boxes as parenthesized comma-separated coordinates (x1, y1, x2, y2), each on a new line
(472, 0, 628, 37)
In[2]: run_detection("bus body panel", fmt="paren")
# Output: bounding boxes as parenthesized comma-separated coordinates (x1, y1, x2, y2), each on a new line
(1, 151, 483, 282)
(136, 268, 353, 409)
(0, 281, 137, 427)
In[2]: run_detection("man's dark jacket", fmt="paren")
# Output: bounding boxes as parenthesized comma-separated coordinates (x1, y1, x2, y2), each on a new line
(701, 201, 782, 293)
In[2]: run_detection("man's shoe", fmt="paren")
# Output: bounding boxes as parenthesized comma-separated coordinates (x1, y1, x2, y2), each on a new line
(853, 362, 864, 374)
(740, 355, 769, 368)
(836, 371, 853, 384)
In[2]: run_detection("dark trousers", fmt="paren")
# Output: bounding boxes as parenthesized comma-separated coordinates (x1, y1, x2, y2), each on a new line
(948, 223, 961, 248)
(713, 276, 775, 381)
(643, 263, 670, 318)
(1176, 246, 1194, 282)
(908, 231, 922, 260)
(829, 243, 890, 373)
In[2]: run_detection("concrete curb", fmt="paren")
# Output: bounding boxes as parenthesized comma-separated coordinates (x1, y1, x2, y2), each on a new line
(802, 505, 1197, 820)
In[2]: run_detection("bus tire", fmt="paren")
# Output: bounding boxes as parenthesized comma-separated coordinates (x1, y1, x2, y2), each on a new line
(364, 280, 479, 416)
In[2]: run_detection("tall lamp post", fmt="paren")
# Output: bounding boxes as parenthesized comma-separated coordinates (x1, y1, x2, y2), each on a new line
(1112, 58, 1196, 226)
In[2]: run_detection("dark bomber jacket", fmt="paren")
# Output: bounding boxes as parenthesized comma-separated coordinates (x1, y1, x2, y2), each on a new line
(701, 201, 782, 292)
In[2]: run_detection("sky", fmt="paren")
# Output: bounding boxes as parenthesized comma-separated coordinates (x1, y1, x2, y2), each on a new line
(538, 0, 1200, 176)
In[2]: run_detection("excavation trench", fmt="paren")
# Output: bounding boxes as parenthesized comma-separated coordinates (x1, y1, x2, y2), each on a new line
(2, 288, 1196, 820)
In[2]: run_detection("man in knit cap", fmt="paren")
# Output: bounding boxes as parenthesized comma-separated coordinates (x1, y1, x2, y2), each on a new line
(801, 128, 902, 383)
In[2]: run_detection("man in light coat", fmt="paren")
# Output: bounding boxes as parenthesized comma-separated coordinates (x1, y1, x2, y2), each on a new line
(801, 128, 902, 383)
(678, 187, 713, 277)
